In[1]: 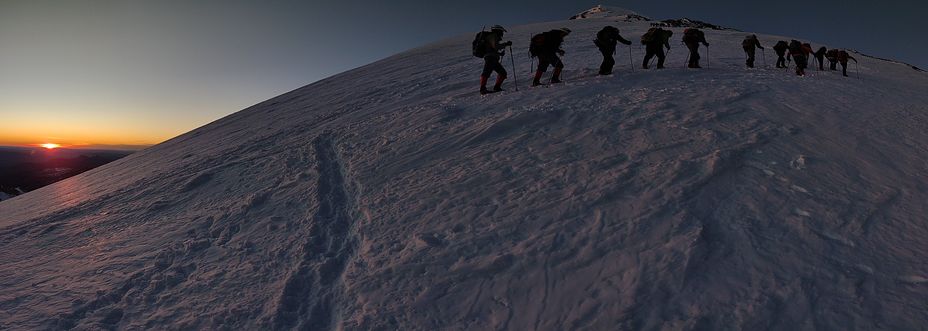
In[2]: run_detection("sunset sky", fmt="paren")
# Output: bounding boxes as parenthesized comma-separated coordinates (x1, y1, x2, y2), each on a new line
(1, 0, 923, 150)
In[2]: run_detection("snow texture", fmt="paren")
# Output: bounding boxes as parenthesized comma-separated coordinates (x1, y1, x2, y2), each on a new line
(2, 6, 928, 331)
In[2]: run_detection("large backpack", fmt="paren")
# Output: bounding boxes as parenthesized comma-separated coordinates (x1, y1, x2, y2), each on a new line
(595, 26, 618, 47)
(598, 26, 618, 41)
(683, 28, 702, 42)
(641, 27, 660, 44)
(529, 33, 545, 57)
(472, 31, 489, 58)
(837, 50, 849, 62)
(742, 35, 756, 48)
(773, 41, 788, 51)
(788, 40, 803, 54)
(595, 28, 608, 44)
(815, 47, 827, 56)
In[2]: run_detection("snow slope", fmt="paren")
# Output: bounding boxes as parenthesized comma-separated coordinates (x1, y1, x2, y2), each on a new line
(3, 7, 928, 330)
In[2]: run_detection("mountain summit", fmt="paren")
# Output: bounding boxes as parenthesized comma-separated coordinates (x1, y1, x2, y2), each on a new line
(2, 6, 927, 330)
(570, 5, 651, 21)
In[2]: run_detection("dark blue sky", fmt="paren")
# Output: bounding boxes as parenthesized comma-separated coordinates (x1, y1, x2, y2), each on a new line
(1, 0, 923, 147)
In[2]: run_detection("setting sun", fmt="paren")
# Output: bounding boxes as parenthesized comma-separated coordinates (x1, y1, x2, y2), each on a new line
(40, 143, 61, 149)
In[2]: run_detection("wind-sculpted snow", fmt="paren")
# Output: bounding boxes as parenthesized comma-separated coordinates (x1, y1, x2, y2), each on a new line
(2, 6, 928, 331)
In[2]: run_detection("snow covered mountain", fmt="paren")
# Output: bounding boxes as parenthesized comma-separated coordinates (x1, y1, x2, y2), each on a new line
(2, 6, 928, 330)
(570, 5, 651, 21)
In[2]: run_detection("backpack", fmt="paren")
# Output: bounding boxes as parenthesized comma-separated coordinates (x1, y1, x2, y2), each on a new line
(595, 28, 608, 43)
(788, 40, 802, 54)
(683, 28, 702, 42)
(595, 27, 618, 48)
(773, 41, 788, 50)
(815, 47, 827, 57)
(838, 51, 850, 61)
(641, 27, 660, 44)
(472, 31, 489, 58)
(742, 36, 756, 47)
(600, 26, 618, 40)
(529, 33, 545, 58)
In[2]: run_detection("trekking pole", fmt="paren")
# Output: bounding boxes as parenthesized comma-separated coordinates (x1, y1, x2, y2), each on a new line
(762, 49, 767, 68)
(629, 45, 634, 71)
(530, 56, 534, 79)
(508, 45, 518, 91)
(855, 61, 860, 80)
(684, 53, 690, 68)
(706, 45, 710, 69)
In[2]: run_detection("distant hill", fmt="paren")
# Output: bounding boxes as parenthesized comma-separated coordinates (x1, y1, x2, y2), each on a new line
(0, 146, 133, 201)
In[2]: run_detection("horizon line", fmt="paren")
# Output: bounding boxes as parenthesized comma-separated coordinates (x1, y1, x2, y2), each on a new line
(0, 143, 151, 151)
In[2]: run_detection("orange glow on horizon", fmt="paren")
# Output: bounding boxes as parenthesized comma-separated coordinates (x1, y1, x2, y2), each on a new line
(0, 107, 190, 149)
(1, 97, 239, 151)
(0, 126, 164, 150)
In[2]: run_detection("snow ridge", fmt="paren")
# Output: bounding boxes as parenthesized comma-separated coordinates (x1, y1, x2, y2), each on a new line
(652, 18, 737, 31)
(570, 5, 651, 21)
(854, 50, 926, 72)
